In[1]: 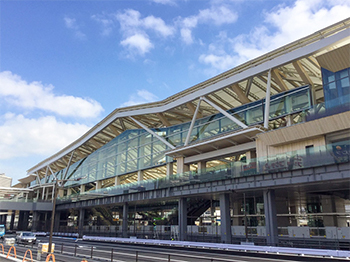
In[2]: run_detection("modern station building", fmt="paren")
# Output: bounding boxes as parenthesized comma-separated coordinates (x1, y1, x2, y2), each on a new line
(1, 19, 349, 247)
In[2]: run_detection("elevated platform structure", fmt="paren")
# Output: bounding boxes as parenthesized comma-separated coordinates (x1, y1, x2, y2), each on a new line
(1, 19, 349, 250)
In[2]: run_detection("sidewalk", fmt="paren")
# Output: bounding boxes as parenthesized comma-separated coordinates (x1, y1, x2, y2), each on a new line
(0, 254, 20, 261)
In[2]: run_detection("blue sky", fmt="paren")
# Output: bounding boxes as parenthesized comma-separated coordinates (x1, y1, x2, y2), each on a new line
(1, 0, 350, 184)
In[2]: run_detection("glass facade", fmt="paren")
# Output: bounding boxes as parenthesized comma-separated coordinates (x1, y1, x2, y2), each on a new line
(34, 85, 311, 188)
(322, 67, 350, 109)
(58, 138, 350, 203)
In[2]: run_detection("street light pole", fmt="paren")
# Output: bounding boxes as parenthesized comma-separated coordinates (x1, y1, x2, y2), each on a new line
(48, 179, 58, 253)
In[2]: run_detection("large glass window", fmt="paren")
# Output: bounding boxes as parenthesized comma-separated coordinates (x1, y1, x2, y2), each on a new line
(37, 85, 312, 187)
(322, 67, 350, 108)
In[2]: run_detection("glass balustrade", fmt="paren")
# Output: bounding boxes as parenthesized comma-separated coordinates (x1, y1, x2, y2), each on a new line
(57, 138, 349, 203)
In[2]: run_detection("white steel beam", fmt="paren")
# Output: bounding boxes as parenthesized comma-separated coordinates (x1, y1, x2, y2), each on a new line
(129, 117, 175, 149)
(63, 151, 75, 180)
(184, 98, 202, 146)
(48, 166, 57, 180)
(264, 69, 272, 129)
(202, 96, 248, 129)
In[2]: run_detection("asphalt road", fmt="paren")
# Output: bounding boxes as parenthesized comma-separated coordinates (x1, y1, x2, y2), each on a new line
(1, 236, 349, 262)
(38, 236, 350, 262)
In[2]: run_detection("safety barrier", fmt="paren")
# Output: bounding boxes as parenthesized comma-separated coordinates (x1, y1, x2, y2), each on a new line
(82, 236, 350, 259)
(6, 246, 16, 259)
(0, 244, 4, 255)
(45, 253, 55, 262)
(22, 249, 33, 262)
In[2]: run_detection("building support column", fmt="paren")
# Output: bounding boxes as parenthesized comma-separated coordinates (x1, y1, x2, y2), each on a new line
(176, 157, 189, 174)
(122, 202, 129, 238)
(54, 211, 60, 232)
(96, 181, 102, 190)
(0, 213, 7, 226)
(264, 189, 278, 246)
(42, 187, 46, 200)
(80, 184, 86, 193)
(220, 193, 232, 244)
(23, 211, 30, 231)
(32, 212, 40, 231)
(178, 197, 187, 241)
(17, 211, 25, 231)
(45, 212, 50, 232)
(197, 161, 206, 174)
(9, 211, 15, 230)
(137, 170, 143, 183)
(58, 188, 64, 198)
(115, 176, 121, 186)
(78, 209, 85, 237)
(166, 162, 173, 177)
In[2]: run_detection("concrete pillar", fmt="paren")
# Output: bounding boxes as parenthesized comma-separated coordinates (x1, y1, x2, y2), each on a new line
(32, 212, 40, 231)
(23, 211, 30, 231)
(78, 209, 85, 237)
(115, 176, 121, 186)
(58, 189, 64, 198)
(45, 212, 50, 232)
(197, 161, 206, 174)
(67, 188, 72, 196)
(246, 151, 256, 162)
(176, 157, 189, 174)
(54, 211, 60, 232)
(220, 193, 232, 244)
(9, 211, 15, 230)
(286, 115, 293, 126)
(80, 184, 86, 193)
(42, 187, 46, 200)
(137, 170, 143, 183)
(0, 213, 6, 225)
(96, 181, 102, 190)
(122, 202, 129, 238)
(322, 195, 347, 227)
(166, 162, 173, 177)
(4, 214, 8, 226)
(17, 211, 25, 230)
(264, 189, 278, 246)
(210, 201, 216, 225)
(178, 198, 187, 241)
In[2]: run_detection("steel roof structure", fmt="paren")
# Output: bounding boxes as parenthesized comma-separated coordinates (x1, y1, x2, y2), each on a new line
(26, 18, 350, 181)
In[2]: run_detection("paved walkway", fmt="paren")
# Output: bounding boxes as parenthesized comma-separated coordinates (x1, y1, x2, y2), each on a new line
(0, 255, 20, 261)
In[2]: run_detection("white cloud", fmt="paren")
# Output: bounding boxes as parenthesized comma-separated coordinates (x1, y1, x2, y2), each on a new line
(64, 16, 86, 39)
(0, 113, 90, 159)
(144, 16, 175, 37)
(91, 14, 114, 36)
(151, 0, 177, 6)
(114, 9, 174, 56)
(0, 71, 104, 118)
(121, 34, 154, 56)
(199, 0, 350, 72)
(178, 5, 238, 44)
(199, 53, 236, 72)
(120, 89, 158, 107)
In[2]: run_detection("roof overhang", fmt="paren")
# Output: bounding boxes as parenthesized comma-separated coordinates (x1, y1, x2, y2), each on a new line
(18, 174, 37, 184)
(26, 19, 350, 177)
(166, 126, 265, 158)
